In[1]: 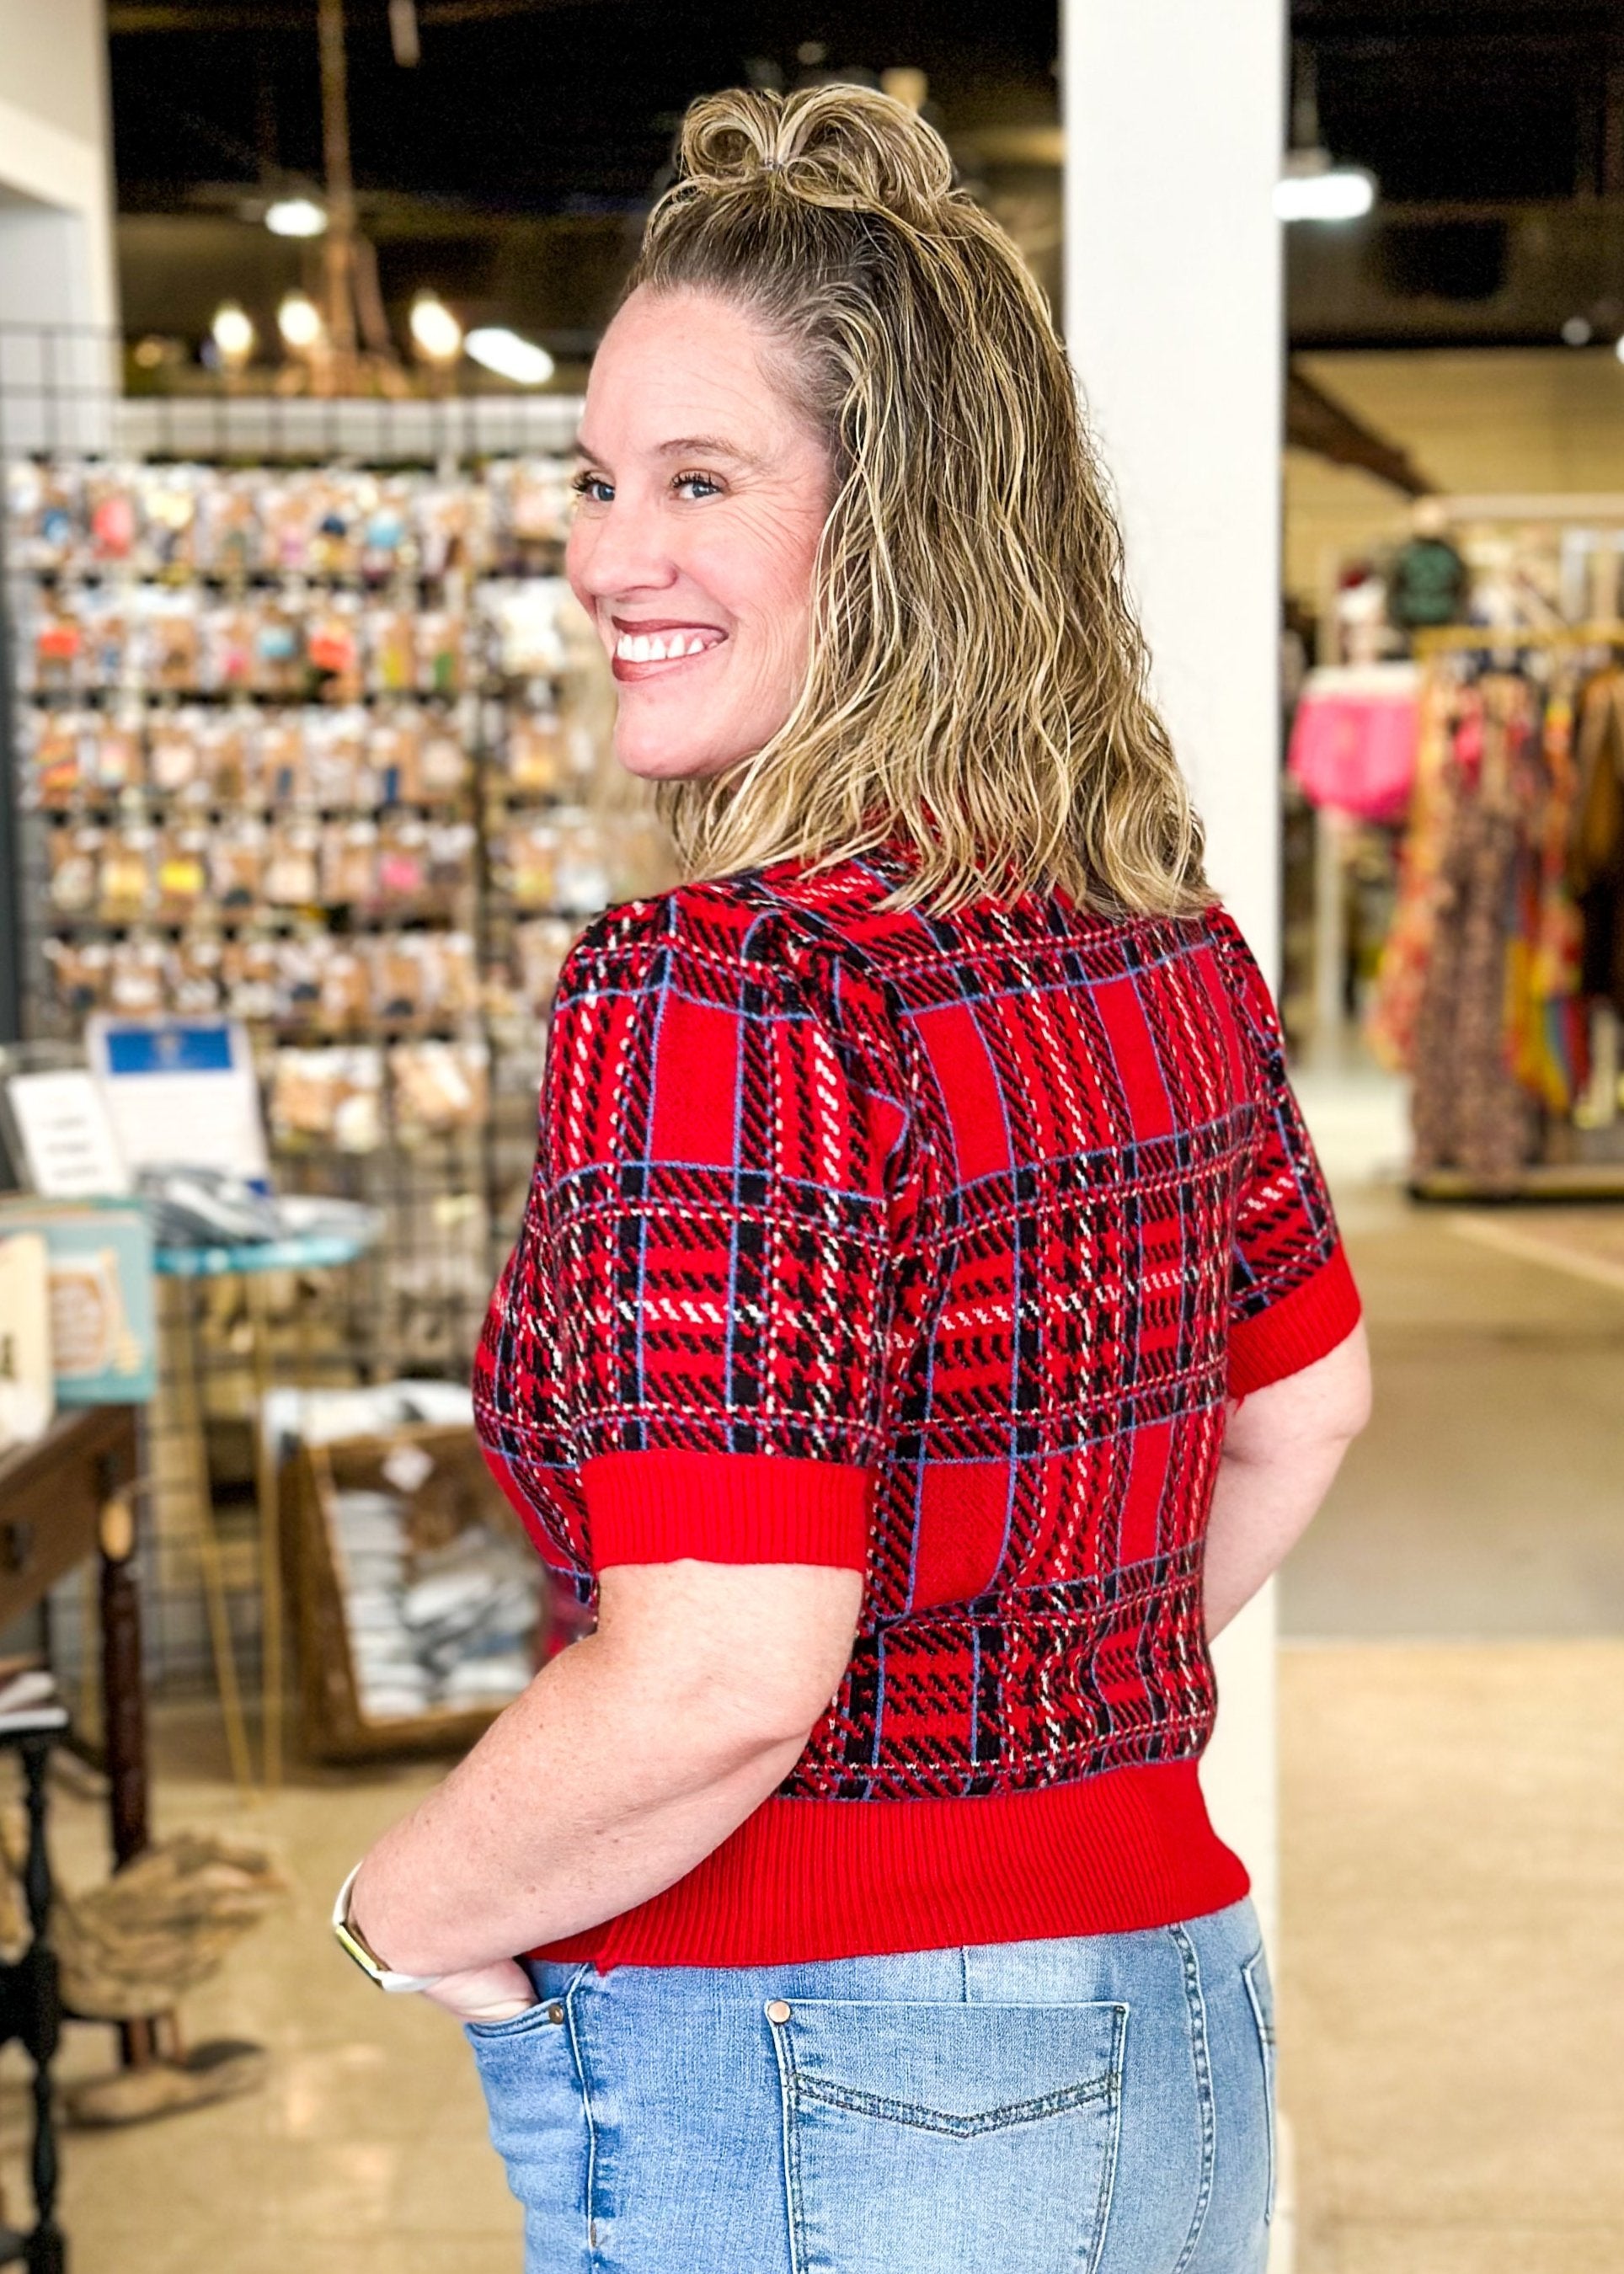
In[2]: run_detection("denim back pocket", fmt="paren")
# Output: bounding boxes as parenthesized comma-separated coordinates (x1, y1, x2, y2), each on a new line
(770, 1998, 1128, 2274)
(1241, 1950, 1277, 2226)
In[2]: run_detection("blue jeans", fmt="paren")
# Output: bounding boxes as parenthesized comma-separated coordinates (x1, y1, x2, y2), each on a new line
(467, 1897, 1275, 2273)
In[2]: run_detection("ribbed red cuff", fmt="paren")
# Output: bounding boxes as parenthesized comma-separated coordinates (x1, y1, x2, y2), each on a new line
(583, 1448, 874, 1569)
(1228, 1240, 1362, 1397)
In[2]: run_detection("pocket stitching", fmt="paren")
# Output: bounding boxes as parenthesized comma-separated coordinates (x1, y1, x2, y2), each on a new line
(464, 1999, 557, 2044)
(1241, 1950, 1278, 2229)
(463, 1960, 591, 2045)
(1082, 2004, 1129, 2274)
(789, 2068, 1116, 2139)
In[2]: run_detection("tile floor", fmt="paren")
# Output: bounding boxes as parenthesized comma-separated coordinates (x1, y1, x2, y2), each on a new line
(5, 1062, 1620, 2272)
(1283, 1182, 1624, 1636)
(1281, 1638, 1624, 2274)
(29, 1743, 520, 2273)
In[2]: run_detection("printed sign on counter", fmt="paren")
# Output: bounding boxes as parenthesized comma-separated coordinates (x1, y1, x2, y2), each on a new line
(3, 1069, 130, 1199)
(87, 1018, 269, 1185)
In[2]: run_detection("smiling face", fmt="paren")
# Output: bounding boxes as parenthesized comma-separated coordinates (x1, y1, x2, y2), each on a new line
(566, 286, 835, 781)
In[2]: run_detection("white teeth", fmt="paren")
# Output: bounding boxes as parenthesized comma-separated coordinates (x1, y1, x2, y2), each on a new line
(614, 628, 719, 662)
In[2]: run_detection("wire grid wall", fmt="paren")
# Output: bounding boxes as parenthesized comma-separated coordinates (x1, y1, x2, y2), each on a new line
(3, 326, 675, 1697)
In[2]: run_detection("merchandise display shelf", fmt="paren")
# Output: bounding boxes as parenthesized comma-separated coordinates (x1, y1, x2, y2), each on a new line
(0, 391, 676, 1711)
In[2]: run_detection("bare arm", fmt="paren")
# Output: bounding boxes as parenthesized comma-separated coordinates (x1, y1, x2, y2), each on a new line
(1204, 1322, 1371, 1638)
(349, 1560, 862, 2014)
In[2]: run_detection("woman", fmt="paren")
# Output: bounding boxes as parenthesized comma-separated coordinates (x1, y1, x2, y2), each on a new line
(340, 85, 1370, 2274)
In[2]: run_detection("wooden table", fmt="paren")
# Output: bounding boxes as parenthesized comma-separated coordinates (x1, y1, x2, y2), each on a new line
(0, 1406, 147, 1868)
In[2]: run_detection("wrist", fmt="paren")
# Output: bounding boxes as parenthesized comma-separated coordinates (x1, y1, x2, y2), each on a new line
(332, 1861, 444, 1994)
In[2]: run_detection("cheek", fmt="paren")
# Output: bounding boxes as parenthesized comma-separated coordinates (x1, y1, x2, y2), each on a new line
(563, 521, 591, 611)
(698, 524, 820, 659)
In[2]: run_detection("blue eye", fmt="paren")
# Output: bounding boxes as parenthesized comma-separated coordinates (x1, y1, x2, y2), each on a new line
(572, 472, 613, 505)
(674, 472, 723, 500)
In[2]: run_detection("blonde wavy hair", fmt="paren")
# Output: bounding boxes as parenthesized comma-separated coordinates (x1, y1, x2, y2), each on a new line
(626, 84, 1208, 915)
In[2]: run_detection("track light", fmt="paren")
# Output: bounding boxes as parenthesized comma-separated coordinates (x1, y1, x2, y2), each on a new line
(265, 196, 329, 239)
(211, 301, 255, 368)
(278, 292, 325, 352)
(1274, 153, 1377, 223)
(409, 292, 463, 366)
(465, 327, 555, 386)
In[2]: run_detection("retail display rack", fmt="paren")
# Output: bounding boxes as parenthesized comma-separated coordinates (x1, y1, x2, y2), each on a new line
(1375, 610, 1624, 1200)
(0, 327, 672, 1695)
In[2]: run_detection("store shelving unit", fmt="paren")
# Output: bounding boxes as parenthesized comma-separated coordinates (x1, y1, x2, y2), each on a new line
(0, 328, 674, 1696)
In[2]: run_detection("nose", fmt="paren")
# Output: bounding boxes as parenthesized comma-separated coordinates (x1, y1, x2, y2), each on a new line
(569, 489, 679, 606)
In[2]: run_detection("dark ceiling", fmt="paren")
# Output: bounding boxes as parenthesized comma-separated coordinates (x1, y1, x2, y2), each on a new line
(1298, 0, 1624, 204)
(105, 0, 1624, 353)
(110, 1, 1060, 215)
(109, 0, 1061, 358)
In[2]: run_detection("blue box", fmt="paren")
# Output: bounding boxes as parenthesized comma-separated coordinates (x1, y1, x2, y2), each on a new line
(0, 1199, 156, 1406)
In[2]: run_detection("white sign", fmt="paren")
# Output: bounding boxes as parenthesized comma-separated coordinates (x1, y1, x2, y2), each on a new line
(87, 1019, 270, 1184)
(6, 1070, 131, 1199)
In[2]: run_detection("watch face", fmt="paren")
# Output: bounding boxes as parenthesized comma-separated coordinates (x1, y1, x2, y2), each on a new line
(333, 1913, 384, 1984)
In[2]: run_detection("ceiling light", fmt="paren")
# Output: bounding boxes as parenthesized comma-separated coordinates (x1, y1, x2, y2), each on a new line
(1274, 152, 1376, 224)
(265, 196, 328, 239)
(465, 327, 555, 386)
(210, 301, 255, 367)
(880, 67, 927, 113)
(278, 291, 325, 352)
(409, 291, 462, 366)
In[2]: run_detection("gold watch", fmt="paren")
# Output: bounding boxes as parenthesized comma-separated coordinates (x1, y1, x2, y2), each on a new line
(332, 1863, 443, 1994)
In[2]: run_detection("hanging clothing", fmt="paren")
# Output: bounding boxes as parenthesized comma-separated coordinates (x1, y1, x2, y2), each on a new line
(1373, 646, 1624, 1178)
(1507, 680, 1587, 1114)
(1409, 676, 1536, 1180)
(1367, 671, 1463, 1070)
(1287, 662, 1419, 823)
(1570, 669, 1624, 1017)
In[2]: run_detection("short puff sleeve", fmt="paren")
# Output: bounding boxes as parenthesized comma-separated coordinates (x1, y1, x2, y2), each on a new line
(476, 889, 916, 1575)
(1206, 910, 1363, 1397)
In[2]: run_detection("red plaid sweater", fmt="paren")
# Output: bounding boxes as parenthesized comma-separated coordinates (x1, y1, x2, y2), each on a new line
(475, 845, 1360, 1966)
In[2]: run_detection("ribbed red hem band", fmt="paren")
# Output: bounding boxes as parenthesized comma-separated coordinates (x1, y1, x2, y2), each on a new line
(531, 1761, 1248, 1970)
(1228, 1240, 1362, 1399)
(585, 1448, 873, 1569)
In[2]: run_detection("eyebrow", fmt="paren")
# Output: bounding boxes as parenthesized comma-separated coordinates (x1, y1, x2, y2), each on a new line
(574, 434, 762, 467)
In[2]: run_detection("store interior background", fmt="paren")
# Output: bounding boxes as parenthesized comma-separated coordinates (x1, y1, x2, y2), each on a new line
(1, 3, 1621, 2270)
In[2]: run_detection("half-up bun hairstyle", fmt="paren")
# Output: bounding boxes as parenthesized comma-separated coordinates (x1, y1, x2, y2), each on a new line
(624, 86, 1207, 917)
(677, 80, 954, 221)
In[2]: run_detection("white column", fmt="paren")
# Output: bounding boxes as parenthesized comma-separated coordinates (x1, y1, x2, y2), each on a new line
(1062, 2, 1287, 1947)
(0, 0, 120, 451)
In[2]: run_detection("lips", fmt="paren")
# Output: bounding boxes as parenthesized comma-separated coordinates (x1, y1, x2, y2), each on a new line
(608, 617, 726, 683)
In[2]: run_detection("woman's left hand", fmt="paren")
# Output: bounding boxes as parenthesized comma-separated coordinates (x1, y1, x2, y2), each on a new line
(422, 1956, 537, 2026)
